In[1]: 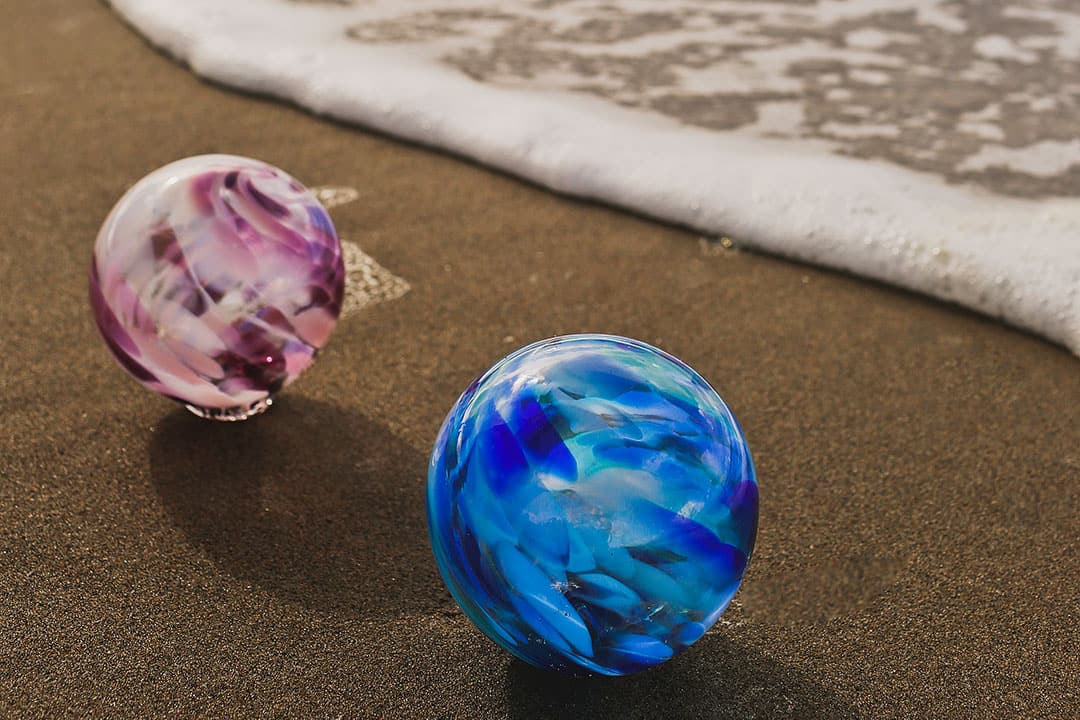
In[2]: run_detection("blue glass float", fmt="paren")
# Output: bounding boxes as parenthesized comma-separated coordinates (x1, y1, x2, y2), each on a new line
(427, 334, 758, 676)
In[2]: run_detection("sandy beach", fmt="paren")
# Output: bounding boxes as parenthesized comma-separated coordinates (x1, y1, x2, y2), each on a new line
(1, 1, 1077, 717)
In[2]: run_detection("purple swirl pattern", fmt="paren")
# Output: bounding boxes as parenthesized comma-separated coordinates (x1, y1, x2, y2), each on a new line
(89, 155, 344, 420)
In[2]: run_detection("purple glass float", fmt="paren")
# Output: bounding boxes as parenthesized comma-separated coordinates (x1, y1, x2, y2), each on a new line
(89, 155, 344, 420)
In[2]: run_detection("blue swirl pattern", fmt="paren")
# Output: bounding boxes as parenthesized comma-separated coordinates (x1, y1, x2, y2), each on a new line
(428, 335, 758, 676)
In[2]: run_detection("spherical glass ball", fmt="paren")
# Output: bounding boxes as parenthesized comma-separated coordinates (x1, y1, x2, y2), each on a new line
(427, 334, 758, 676)
(89, 155, 344, 420)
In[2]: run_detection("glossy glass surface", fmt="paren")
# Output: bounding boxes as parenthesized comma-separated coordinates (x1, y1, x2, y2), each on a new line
(428, 334, 758, 675)
(89, 155, 344, 420)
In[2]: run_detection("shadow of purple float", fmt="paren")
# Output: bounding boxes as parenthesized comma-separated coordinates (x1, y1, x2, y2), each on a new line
(149, 397, 444, 618)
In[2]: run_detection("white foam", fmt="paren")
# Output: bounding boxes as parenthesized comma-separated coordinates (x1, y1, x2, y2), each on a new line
(957, 122, 1005, 142)
(1004, 6, 1080, 60)
(108, 0, 1080, 356)
(958, 140, 1080, 178)
(748, 101, 806, 136)
(844, 28, 916, 49)
(974, 35, 1038, 64)
(821, 121, 900, 139)
(340, 239, 411, 317)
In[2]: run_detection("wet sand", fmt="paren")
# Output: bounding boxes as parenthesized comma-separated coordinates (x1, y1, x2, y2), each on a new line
(1, 1, 1077, 717)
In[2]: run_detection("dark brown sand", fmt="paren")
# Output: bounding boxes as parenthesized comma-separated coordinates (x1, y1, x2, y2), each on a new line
(1, 1, 1078, 717)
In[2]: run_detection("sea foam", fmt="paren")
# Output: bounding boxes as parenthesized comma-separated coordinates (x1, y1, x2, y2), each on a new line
(109, 0, 1080, 355)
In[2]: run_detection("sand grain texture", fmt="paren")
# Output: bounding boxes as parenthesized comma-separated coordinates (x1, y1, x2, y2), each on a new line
(1, 1, 1078, 718)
